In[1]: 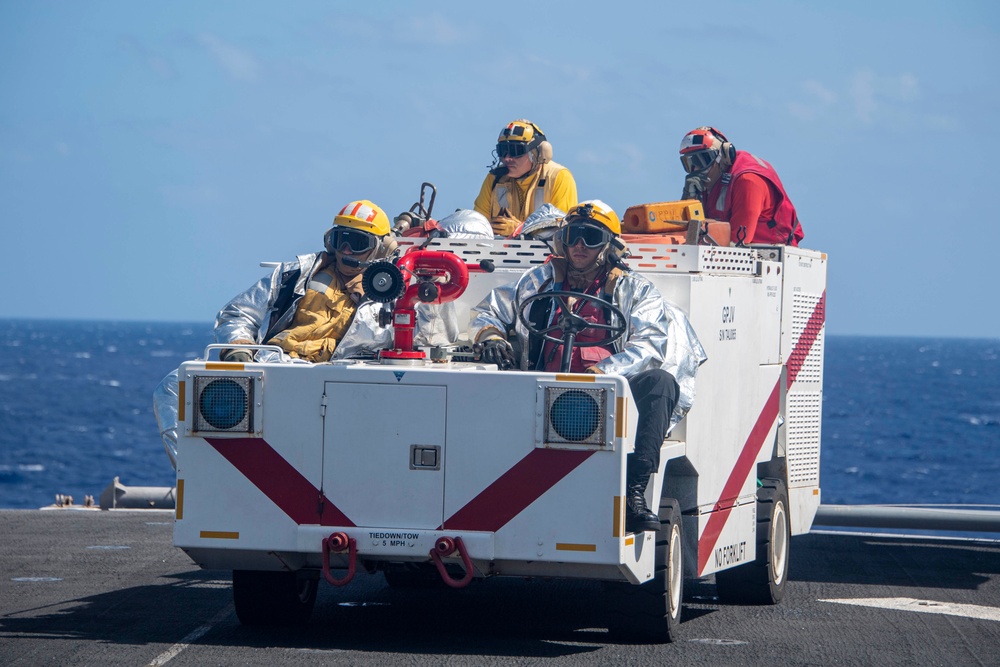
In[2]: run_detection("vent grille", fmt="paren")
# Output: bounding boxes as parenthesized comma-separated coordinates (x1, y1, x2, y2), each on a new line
(786, 392, 821, 486)
(790, 293, 825, 385)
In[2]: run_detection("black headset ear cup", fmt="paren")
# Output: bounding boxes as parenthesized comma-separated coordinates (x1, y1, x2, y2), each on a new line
(721, 141, 736, 167)
(323, 227, 336, 254)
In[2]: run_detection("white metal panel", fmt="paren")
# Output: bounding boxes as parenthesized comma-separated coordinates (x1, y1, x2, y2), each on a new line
(324, 382, 447, 529)
(696, 500, 757, 577)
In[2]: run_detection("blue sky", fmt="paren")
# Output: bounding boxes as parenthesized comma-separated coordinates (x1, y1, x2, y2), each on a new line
(1, 1, 998, 338)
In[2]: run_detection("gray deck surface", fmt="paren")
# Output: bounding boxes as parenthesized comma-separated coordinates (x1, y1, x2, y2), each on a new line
(1, 510, 998, 666)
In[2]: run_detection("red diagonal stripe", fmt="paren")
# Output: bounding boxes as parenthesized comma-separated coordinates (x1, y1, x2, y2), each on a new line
(787, 291, 826, 387)
(442, 449, 595, 532)
(697, 292, 826, 574)
(206, 437, 354, 527)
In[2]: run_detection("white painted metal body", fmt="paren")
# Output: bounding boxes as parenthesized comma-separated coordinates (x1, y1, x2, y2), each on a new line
(174, 239, 826, 585)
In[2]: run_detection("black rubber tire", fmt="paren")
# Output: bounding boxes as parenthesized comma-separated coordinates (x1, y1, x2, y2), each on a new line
(715, 478, 790, 605)
(232, 570, 317, 626)
(607, 498, 684, 643)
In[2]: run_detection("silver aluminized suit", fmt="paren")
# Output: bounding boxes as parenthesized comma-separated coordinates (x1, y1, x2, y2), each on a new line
(469, 261, 706, 425)
(153, 251, 464, 468)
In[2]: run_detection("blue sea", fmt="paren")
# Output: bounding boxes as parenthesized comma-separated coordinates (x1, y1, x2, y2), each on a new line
(1, 319, 998, 513)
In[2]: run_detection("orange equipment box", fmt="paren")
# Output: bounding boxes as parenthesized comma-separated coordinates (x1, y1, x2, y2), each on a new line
(622, 200, 704, 234)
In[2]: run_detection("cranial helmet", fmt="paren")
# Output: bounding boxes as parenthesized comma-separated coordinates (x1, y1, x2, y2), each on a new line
(553, 200, 621, 260)
(324, 200, 395, 258)
(564, 199, 621, 235)
(495, 119, 553, 164)
(679, 126, 736, 173)
(333, 200, 391, 236)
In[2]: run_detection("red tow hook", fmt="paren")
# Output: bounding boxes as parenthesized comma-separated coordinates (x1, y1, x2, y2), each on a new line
(321, 531, 357, 586)
(429, 536, 474, 588)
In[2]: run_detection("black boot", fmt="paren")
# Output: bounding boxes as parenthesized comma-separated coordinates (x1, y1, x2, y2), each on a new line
(625, 457, 660, 533)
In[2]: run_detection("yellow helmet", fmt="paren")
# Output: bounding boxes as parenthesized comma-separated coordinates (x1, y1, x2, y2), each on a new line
(564, 200, 621, 236)
(333, 200, 391, 236)
(495, 119, 552, 162)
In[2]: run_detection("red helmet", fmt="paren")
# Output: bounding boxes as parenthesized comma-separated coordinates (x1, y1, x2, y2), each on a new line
(679, 126, 735, 173)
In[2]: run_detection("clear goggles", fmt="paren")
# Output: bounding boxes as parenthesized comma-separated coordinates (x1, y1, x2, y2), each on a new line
(331, 227, 378, 253)
(496, 141, 530, 158)
(680, 148, 719, 174)
(558, 223, 611, 249)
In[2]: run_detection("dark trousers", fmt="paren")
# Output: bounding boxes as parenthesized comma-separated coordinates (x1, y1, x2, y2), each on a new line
(628, 368, 680, 476)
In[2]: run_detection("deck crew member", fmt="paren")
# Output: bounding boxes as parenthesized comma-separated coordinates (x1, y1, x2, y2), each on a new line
(679, 126, 804, 246)
(218, 200, 397, 363)
(153, 200, 399, 468)
(470, 200, 705, 532)
(473, 119, 578, 238)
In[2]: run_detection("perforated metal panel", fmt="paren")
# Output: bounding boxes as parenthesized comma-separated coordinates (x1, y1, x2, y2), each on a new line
(395, 238, 551, 268)
(790, 292, 825, 386)
(786, 392, 821, 485)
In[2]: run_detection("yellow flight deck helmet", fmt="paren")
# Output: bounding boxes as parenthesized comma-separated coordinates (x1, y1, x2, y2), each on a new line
(333, 200, 391, 236)
(564, 200, 621, 235)
(496, 119, 552, 163)
(324, 200, 396, 257)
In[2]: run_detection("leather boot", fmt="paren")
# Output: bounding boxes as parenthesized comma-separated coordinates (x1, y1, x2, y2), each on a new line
(625, 457, 660, 533)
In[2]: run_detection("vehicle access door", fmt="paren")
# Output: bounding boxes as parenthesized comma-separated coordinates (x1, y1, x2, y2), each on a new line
(323, 381, 447, 529)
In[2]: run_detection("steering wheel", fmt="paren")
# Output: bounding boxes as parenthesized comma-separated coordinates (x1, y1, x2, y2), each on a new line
(516, 291, 627, 373)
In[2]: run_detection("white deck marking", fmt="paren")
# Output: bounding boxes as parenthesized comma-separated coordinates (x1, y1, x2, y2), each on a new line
(820, 597, 1000, 622)
(146, 604, 234, 666)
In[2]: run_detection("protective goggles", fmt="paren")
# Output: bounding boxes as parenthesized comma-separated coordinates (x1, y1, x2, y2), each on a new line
(680, 148, 719, 174)
(558, 223, 612, 249)
(331, 228, 378, 253)
(496, 141, 530, 158)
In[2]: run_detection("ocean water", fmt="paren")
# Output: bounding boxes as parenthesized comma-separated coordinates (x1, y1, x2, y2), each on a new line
(0, 319, 998, 512)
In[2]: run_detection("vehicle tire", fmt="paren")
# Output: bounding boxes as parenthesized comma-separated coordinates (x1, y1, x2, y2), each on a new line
(607, 497, 684, 643)
(232, 570, 317, 626)
(714, 478, 790, 605)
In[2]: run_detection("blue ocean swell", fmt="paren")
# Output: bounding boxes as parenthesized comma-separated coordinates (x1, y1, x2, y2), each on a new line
(0, 320, 211, 509)
(821, 336, 1000, 507)
(1, 320, 998, 511)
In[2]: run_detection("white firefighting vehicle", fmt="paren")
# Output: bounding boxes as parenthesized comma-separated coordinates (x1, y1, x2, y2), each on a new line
(172, 205, 826, 642)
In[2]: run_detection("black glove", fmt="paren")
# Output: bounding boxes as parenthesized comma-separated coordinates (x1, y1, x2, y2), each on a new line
(220, 349, 253, 363)
(480, 337, 515, 370)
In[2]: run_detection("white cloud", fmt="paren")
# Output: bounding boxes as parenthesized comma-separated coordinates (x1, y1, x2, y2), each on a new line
(850, 69, 923, 124)
(118, 35, 177, 80)
(850, 69, 878, 123)
(198, 33, 258, 82)
(399, 15, 467, 45)
(803, 80, 837, 105)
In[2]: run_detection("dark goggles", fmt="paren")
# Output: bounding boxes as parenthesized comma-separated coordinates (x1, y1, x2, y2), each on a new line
(680, 148, 719, 174)
(558, 223, 611, 249)
(496, 141, 530, 158)
(331, 228, 377, 253)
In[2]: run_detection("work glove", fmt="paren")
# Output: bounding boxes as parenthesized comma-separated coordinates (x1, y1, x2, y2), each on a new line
(479, 336, 516, 370)
(220, 349, 253, 363)
(490, 207, 521, 238)
(682, 174, 706, 201)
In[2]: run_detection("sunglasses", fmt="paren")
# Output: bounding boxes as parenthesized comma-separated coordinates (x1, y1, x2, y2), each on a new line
(558, 224, 611, 249)
(680, 148, 719, 174)
(496, 141, 530, 158)
(331, 228, 377, 253)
